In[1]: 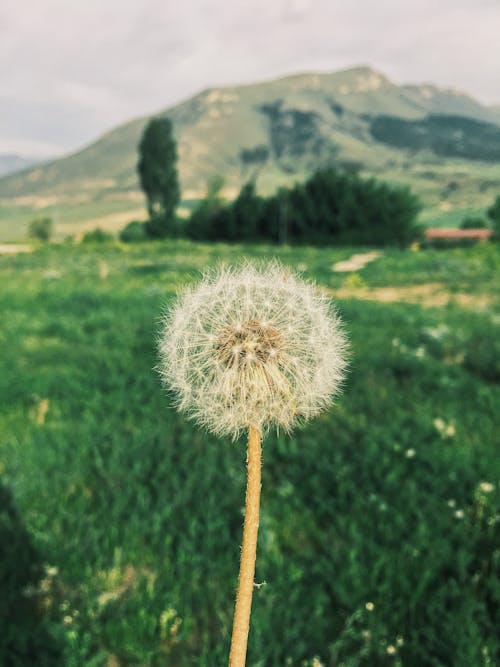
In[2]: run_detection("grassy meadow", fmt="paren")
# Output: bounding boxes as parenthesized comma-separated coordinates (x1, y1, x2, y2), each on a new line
(1, 239, 499, 666)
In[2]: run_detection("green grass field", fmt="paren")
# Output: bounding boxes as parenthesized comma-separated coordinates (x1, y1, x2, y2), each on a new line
(1, 240, 499, 666)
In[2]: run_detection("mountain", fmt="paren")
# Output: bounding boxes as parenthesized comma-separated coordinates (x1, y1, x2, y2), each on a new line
(1, 65, 500, 240)
(0, 154, 42, 178)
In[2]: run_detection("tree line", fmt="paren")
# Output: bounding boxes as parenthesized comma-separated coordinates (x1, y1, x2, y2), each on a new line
(120, 117, 500, 245)
(27, 116, 500, 244)
(187, 171, 423, 246)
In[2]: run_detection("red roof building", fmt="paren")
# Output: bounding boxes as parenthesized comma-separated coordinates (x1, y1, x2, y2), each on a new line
(425, 228, 492, 242)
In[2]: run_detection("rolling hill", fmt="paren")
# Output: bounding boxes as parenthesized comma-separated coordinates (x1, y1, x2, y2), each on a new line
(1, 65, 500, 241)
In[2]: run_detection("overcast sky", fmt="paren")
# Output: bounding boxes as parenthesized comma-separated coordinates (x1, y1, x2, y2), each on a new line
(1, 0, 499, 158)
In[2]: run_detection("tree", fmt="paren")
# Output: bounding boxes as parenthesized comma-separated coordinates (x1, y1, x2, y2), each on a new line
(137, 117, 180, 238)
(230, 181, 264, 241)
(487, 195, 500, 237)
(188, 176, 225, 240)
(184, 167, 422, 246)
(460, 216, 488, 230)
(28, 216, 52, 241)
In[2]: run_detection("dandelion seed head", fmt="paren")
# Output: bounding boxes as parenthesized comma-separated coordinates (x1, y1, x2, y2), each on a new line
(158, 261, 348, 439)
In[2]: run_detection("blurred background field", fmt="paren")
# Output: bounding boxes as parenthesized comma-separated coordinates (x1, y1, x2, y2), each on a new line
(1, 240, 499, 666)
(2, 66, 500, 243)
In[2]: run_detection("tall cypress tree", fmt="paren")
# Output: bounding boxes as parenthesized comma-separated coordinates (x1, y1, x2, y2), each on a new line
(137, 117, 180, 238)
(487, 195, 500, 238)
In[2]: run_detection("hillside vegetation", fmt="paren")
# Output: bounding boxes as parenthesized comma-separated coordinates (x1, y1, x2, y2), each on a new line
(370, 114, 500, 161)
(1, 240, 499, 666)
(1, 66, 500, 240)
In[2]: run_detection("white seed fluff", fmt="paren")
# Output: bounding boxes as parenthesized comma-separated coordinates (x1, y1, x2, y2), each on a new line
(158, 261, 348, 439)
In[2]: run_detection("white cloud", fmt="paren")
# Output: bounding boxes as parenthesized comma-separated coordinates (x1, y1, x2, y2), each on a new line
(0, 0, 499, 156)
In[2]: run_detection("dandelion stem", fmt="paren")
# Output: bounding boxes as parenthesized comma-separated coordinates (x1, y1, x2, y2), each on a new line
(228, 425, 262, 667)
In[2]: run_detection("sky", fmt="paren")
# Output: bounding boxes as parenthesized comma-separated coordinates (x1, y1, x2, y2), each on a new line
(1, 0, 499, 158)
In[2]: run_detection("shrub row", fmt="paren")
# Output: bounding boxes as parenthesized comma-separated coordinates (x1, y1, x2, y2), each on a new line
(186, 168, 423, 247)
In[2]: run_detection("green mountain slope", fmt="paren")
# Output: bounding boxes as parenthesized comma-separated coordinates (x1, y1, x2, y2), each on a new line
(1, 66, 500, 240)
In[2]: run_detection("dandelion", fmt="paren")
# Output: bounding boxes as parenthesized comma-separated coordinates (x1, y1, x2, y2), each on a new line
(454, 509, 465, 519)
(433, 417, 455, 439)
(365, 602, 375, 611)
(445, 423, 456, 438)
(479, 482, 494, 494)
(159, 261, 347, 439)
(386, 645, 397, 655)
(433, 417, 446, 433)
(405, 448, 416, 458)
(158, 261, 348, 667)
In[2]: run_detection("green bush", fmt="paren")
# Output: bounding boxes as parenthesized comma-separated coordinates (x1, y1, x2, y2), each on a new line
(186, 168, 422, 246)
(81, 227, 113, 243)
(460, 216, 489, 229)
(28, 216, 53, 242)
(119, 220, 147, 243)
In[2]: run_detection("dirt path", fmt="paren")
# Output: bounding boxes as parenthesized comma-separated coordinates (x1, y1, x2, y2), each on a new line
(332, 251, 382, 272)
(329, 282, 493, 310)
(0, 244, 32, 254)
